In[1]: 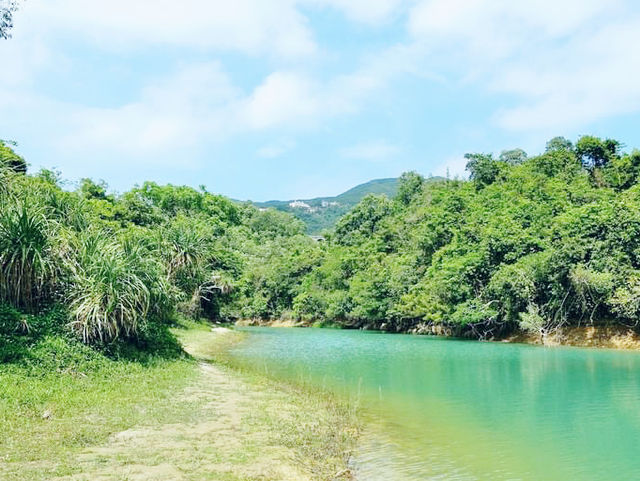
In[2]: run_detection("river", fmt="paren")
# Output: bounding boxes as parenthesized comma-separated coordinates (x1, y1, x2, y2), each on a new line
(230, 327, 640, 480)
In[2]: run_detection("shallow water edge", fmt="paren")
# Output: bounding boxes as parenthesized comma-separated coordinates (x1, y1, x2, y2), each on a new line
(235, 319, 640, 350)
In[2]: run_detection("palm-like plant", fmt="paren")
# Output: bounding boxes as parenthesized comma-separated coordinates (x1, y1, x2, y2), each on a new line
(66, 231, 150, 343)
(162, 218, 211, 293)
(120, 229, 176, 320)
(0, 199, 56, 310)
(166, 226, 206, 279)
(0, 166, 11, 198)
(160, 217, 235, 317)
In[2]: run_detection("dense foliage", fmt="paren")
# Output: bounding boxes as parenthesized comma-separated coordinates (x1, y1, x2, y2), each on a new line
(2, 134, 640, 355)
(289, 136, 640, 338)
(0, 151, 318, 353)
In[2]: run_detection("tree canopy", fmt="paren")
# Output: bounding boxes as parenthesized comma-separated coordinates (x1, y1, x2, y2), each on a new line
(0, 141, 26, 174)
(2, 134, 640, 356)
(286, 135, 640, 338)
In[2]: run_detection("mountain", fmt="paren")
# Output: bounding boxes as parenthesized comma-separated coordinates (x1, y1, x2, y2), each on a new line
(251, 177, 443, 234)
(250, 178, 399, 234)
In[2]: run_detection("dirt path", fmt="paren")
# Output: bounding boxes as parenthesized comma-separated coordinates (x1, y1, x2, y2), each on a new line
(52, 328, 356, 481)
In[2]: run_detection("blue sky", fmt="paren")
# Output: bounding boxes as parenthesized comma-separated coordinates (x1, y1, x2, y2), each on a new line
(2, 0, 640, 201)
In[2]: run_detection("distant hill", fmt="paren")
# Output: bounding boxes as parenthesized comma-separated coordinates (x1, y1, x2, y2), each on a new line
(251, 177, 442, 234)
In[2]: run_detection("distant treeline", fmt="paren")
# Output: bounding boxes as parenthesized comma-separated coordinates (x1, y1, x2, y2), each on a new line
(252, 177, 402, 234)
(2, 135, 640, 357)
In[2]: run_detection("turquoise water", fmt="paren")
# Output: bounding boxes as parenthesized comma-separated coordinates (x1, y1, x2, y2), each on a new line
(230, 327, 640, 480)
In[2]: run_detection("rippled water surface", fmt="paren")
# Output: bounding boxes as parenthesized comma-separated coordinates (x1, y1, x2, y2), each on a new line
(230, 327, 640, 480)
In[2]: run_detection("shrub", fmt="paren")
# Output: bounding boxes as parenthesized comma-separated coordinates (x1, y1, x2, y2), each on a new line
(0, 199, 57, 310)
(609, 275, 640, 325)
(569, 265, 614, 322)
(519, 303, 547, 337)
(66, 232, 151, 343)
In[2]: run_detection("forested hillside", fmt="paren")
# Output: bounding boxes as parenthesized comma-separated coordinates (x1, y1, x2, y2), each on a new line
(252, 178, 402, 234)
(287, 136, 640, 338)
(3, 135, 640, 358)
(0, 139, 319, 360)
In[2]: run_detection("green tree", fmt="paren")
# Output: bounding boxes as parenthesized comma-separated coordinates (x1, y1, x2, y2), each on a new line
(465, 153, 500, 188)
(499, 148, 527, 165)
(0, 140, 27, 174)
(545, 136, 573, 153)
(334, 194, 392, 245)
(575, 135, 620, 170)
(601, 150, 640, 190)
(395, 171, 425, 206)
(79, 178, 111, 200)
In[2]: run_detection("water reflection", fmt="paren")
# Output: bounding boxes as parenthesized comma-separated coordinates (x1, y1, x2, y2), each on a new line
(232, 328, 640, 480)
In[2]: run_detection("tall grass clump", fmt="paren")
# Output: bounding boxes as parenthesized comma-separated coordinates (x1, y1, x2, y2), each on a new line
(66, 231, 151, 344)
(119, 228, 176, 321)
(0, 199, 58, 311)
(160, 217, 232, 316)
(163, 216, 211, 292)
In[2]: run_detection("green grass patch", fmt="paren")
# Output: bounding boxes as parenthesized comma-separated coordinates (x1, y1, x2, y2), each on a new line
(0, 314, 196, 480)
(173, 320, 360, 479)
(1, 316, 359, 480)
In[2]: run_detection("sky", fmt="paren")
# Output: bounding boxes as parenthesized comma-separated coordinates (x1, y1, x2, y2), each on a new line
(2, 0, 640, 201)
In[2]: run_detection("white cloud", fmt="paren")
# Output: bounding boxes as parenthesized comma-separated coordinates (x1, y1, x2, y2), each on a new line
(58, 63, 239, 158)
(1, 50, 398, 170)
(0, 0, 418, 169)
(406, 0, 640, 131)
(241, 72, 321, 130)
(53, 61, 391, 159)
(11, 0, 415, 58)
(17, 0, 317, 58)
(0, 37, 62, 88)
(340, 140, 401, 161)
(408, 0, 613, 59)
(492, 17, 640, 131)
(239, 61, 393, 131)
(5, 0, 640, 185)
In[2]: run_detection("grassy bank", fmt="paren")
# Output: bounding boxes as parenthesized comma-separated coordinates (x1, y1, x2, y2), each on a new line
(0, 321, 358, 481)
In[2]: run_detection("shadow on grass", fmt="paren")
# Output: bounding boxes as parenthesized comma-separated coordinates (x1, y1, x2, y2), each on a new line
(0, 304, 189, 372)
